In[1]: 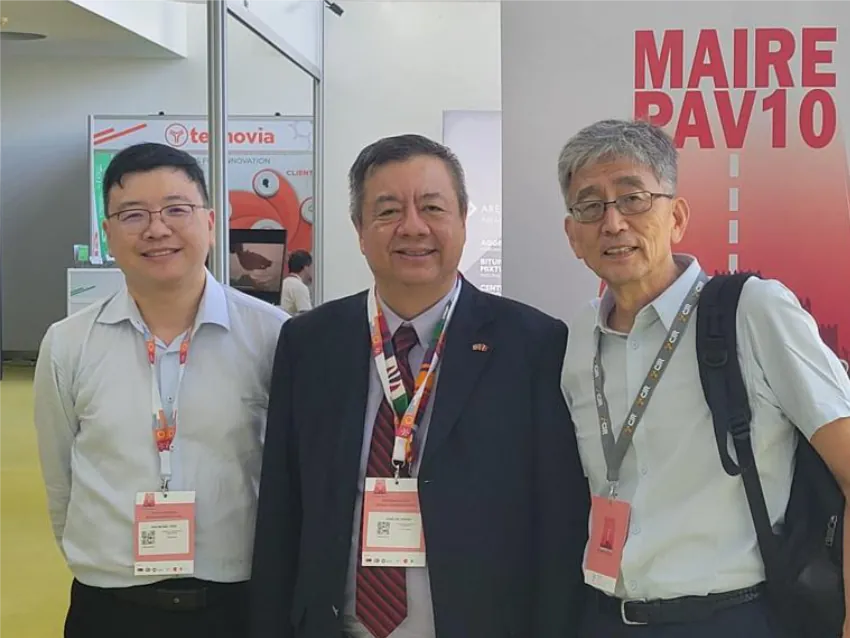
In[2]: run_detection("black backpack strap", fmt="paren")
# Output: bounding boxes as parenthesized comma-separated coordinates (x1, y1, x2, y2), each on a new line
(696, 273, 780, 568)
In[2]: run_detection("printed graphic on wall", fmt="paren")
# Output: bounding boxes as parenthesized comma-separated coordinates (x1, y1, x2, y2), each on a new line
(633, 24, 849, 368)
(89, 115, 314, 265)
(443, 110, 502, 296)
(501, 2, 849, 374)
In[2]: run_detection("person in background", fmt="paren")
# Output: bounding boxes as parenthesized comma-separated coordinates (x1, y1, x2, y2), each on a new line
(557, 119, 850, 638)
(33, 142, 287, 638)
(280, 249, 313, 314)
(249, 134, 590, 638)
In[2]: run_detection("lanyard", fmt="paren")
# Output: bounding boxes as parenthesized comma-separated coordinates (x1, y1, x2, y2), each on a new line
(593, 272, 708, 497)
(147, 329, 192, 492)
(367, 276, 462, 474)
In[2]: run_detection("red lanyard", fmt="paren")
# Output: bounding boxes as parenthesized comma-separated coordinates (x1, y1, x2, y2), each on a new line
(367, 276, 461, 470)
(147, 330, 191, 492)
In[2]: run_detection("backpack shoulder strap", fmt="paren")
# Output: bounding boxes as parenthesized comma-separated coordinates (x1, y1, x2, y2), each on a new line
(696, 273, 753, 476)
(696, 272, 779, 566)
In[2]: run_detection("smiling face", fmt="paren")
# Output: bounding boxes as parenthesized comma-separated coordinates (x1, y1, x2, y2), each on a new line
(564, 158, 689, 291)
(103, 167, 214, 293)
(356, 155, 466, 302)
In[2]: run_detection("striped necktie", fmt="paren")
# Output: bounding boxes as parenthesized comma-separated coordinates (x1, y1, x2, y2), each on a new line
(356, 324, 419, 638)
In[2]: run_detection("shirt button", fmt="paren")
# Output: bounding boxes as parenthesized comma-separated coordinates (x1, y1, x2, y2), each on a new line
(628, 580, 638, 590)
(640, 466, 649, 476)
(631, 524, 641, 535)
(631, 341, 640, 350)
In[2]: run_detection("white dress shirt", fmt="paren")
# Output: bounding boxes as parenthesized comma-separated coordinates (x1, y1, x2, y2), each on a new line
(562, 255, 850, 601)
(280, 274, 313, 315)
(34, 270, 288, 588)
(342, 286, 458, 638)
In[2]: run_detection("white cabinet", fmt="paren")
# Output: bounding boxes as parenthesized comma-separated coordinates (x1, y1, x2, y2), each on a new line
(67, 268, 125, 317)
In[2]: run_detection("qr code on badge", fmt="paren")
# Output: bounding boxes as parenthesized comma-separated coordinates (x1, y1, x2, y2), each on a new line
(376, 521, 391, 538)
(141, 529, 156, 547)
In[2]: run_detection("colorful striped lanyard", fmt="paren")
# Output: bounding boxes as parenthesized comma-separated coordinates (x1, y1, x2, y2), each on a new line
(367, 276, 462, 472)
(146, 329, 192, 492)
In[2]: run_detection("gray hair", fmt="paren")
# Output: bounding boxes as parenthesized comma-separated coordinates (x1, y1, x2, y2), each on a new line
(557, 119, 678, 203)
(348, 134, 468, 227)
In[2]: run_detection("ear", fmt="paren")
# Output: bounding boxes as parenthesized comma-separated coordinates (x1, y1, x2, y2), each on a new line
(670, 197, 690, 245)
(208, 209, 216, 246)
(351, 216, 366, 255)
(102, 218, 111, 243)
(564, 215, 585, 259)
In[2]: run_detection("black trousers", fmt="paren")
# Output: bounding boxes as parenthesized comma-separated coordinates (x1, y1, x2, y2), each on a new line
(580, 592, 787, 638)
(64, 578, 248, 638)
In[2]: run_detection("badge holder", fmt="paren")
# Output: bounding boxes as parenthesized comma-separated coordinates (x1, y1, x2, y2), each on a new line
(361, 475, 426, 568)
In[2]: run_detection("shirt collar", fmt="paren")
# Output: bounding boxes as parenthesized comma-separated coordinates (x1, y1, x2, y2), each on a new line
(595, 254, 703, 333)
(96, 269, 231, 334)
(378, 281, 459, 347)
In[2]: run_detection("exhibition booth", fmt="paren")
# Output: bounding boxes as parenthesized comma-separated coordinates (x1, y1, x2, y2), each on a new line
(0, 0, 336, 369)
(65, 0, 325, 317)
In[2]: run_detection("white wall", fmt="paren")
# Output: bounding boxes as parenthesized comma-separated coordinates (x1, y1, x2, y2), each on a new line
(69, 0, 189, 57)
(0, 4, 313, 353)
(320, 1, 501, 301)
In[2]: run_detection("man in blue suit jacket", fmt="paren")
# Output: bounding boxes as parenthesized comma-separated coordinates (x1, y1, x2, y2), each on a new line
(250, 134, 589, 638)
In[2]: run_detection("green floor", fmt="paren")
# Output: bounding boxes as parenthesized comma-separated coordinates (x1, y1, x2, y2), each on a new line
(1, 364, 71, 637)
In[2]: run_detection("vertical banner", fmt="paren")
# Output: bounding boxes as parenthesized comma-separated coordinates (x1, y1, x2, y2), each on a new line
(443, 110, 503, 295)
(89, 115, 314, 265)
(502, 2, 849, 372)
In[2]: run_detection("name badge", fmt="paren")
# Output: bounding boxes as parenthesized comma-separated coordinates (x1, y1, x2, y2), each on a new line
(361, 478, 426, 568)
(133, 491, 196, 576)
(584, 495, 631, 595)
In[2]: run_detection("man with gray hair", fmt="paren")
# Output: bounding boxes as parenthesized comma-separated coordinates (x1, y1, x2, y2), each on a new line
(557, 119, 850, 637)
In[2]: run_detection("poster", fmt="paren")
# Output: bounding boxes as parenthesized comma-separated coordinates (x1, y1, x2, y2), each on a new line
(501, 2, 849, 372)
(443, 110, 502, 296)
(89, 115, 314, 264)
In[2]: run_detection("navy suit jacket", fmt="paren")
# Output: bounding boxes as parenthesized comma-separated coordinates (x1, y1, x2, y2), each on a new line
(250, 279, 590, 638)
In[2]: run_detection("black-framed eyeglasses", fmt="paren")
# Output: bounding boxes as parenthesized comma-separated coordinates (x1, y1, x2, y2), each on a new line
(568, 191, 673, 224)
(107, 204, 205, 232)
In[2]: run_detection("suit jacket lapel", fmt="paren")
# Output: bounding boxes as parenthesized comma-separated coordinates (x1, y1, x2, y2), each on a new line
(334, 293, 371, 515)
(421, 280, 493, 472)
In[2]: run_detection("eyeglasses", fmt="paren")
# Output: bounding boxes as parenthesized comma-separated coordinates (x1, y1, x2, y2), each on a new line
(569, 191, 673, 224)
(107, 204, 204, 232)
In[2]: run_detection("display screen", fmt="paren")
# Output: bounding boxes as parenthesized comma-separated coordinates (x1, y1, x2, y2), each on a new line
(229, 242, 286, 293)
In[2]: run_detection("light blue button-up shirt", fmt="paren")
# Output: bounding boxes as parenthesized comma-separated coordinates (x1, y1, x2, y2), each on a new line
(562, 255, 850, 601)
(34, 270, 287, 588)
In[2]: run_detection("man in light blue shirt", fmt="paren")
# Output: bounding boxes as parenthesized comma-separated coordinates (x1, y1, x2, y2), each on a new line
(34, 143, 287, 638)
(557, 119, 850, 638)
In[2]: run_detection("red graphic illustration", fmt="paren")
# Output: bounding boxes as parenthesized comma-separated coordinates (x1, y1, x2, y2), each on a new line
(228, 169, 313, 266)
(673, 120, 850, 368)
(633, 27, 850, 371)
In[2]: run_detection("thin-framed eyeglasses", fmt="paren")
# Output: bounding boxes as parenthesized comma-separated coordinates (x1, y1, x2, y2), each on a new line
(568, 191, 673, 224)
(106, 204, 205, 233)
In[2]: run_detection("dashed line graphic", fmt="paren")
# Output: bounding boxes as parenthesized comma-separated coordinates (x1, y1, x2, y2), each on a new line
(728, 186, 739, 212)
(728, 152, 740, 272)
(728, 219, 739, 244)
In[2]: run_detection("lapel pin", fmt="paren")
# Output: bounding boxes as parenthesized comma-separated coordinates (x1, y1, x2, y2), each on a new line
(472, 343, 489, 352)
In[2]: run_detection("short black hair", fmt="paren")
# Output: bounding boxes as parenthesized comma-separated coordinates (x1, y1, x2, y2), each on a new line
(287, 250, 313, 274)
(348, 134, 468, 226)
(102, 142, 209, 212)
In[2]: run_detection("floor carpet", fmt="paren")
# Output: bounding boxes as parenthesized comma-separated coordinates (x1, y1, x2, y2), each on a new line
(1, 364, 71, 637)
